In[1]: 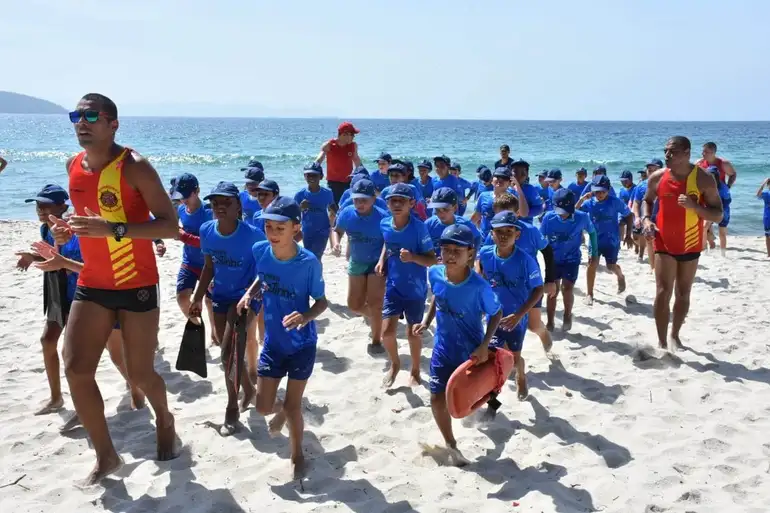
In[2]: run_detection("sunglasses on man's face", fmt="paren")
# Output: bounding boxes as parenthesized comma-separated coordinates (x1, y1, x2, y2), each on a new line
(69, 110, 110, 124)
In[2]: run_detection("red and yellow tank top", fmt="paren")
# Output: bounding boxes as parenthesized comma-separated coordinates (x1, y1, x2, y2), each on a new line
(68, 149, 159, 289)
(325, 138, 356, 182)
(654, 167, 703, 255)
(698, 157, 726, 183)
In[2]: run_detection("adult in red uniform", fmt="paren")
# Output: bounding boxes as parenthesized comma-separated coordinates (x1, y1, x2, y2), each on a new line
(696, 141, 737, 188)
(50, 94, 179, 485)
(642, 136, 723, 351)
(314, 121, 362, 205)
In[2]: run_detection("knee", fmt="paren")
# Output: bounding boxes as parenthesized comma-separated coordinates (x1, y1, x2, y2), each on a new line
(347, 297, 366, 315)
(674, 286, 691, 302)
(430, 392, 445, 407)
(655, 285, 673, 301)
(255, 394, 274, 416)
(63, 352, 94, 381)
(40, 334, 58, 350)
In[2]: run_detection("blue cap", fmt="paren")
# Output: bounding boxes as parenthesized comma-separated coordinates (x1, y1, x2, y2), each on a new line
(428, 187, 459, 209)
(404, 161, 415, 175)
(350, 179, 376, 199)
(439, 223, 475, 248)
(240, 159, 264, 172)
(350, 165, 369, 178)
(552, 188, 576, 215)
(576, 167, 588, 175)
(620, 170, 633, 181)
(417, 159, 433, 171)
(350, 172, 369, 186)
(171, 173, 200, 199)
(477, 166, 492, 182)
(647, 158, 663, 168)
(243, 167, 265, 184)
(637, 169, 648, 174)
(449, 161, 461, 172)
(591, 175, 611, 192)
(512, 159, 530, 169)
(433, 155, 451, 166)
(386, 182, 414, 200)
(493, 167, 512, 179)
(25, 184, 70, 205)
(203, 181, 240, 201)
(303, 162, 324, 175)
(490, 210, 524, 230)
(256, 179, 280, 195)
(261, 196, 301, 223)
(387, 163, 407, 175)
(374, 152, 392, 164)
(593, 165, 607, 174)
(537, 169, 549, 178)
(545, 169, 563, 182)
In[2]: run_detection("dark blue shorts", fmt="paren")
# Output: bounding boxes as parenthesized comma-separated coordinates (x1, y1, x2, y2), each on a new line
(490, 314, 528, 353)
(718, 209, 730, 228)
(303, 231, 330, 261)
(382, 290, 425, 325)
(429, 350, 465, 395)
(258, 342, 316, 381)
(765, 217, 770, 236)
(598, 243, 620, 265)
(554, 261, 580, 284)
(209, 295, 261, 315)
(176, 266, 201, 293)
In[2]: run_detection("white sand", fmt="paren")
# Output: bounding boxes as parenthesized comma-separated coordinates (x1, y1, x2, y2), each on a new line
(1, 219, 769, 513)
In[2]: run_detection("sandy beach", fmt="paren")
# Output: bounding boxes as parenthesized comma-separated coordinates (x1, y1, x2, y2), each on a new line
(1, 219, 769, 513)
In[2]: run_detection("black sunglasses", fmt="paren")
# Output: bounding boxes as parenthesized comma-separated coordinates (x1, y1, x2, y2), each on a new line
(69, 110, 110, 124)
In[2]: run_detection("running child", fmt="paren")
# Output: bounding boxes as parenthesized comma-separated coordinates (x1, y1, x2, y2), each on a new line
(382, 162, 427, 220)
(330, 179, 389, 354)
(425, 187, 481, 256)
(190, 182, 265, 435)
(413, 224, 502, 466)
(239, 196, 328, 479)
(472, 167, 528, 240)
(576, 175, 633, 303)
(429, 155, 466, 217)
(252, 179, 280, 231)
(470, 166, 494, 202)
(703, 166, 731, 254)
(756, 177, 770, 256)
(478, 211, 544, 404)
(294, 162, 336, 263)
(240, 160, 265, 226)
(582, 166, 617, 197)
(338, 172, 389, 211)
(540, 188, 597, 332)
(567, 168, 588, 198)
(617, 170, 636, 250)
(416, 160, 434, 200)
(371, 152, 392, 192)
(376, 183, 437, 387)
(448, 162, 471, 216)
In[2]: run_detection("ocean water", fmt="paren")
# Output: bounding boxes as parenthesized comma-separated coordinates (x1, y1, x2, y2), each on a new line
(1, 115, 768, 234)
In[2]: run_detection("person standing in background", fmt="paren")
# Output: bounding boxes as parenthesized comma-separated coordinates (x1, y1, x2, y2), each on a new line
(756, 178, 770, 257)
(314, 122, 362, 205)
(567, 168, 588, 198)
(494, 144, 514, 169)
(697, 142, 737, 188)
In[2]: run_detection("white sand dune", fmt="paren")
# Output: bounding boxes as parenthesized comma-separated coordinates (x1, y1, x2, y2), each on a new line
(1, 219, 769, 513)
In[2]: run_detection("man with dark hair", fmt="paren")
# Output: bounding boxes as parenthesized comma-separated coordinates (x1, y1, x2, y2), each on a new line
(50, 93, 179, 484)
(494, 144, 514, 169)
(642, 136, 723, 350)
(696, 141, 737, 188)
(314, 121, 363, 205)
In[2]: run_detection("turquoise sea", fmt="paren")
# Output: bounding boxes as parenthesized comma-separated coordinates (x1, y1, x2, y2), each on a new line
(1, 115, 768, 234)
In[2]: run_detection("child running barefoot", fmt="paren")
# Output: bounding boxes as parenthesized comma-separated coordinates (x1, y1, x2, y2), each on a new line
(413, 224, 502, 465)
(239, 197, 328, 479)
(576, 175, 633, 302)
(294, 162, 336, 264)
(377, 183, 437, 387)
(190, 182, 265, 435)
(757, 177, 770, 256)
(540, 188, 597, 332)
(478, 211, 544, 406)
(330, 179, 389, 354)
(425, 187, 481, 256)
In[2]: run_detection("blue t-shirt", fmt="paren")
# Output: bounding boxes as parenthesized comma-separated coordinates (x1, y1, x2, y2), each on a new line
(294, 187, 335, 233)
(200, 220, 266, 302)
(582, 183, 617, 198)
(335, 205, 389, 263)
(618, 185, 636, 207)
(579, 196, 631, 246)
(633, 180, 647, 203)
(539, 211, 596, 264)
(478, 245, 543, 316)
(413, 177, 433, 201)
(511, 183, 545, 223)
(424, 215, 482, 254)
(338, 195, 388, 212)
(567, 181, 587, 199)
(42, 225, 81, 303)
(429, 265, 501, 362)
(474, 190, 497, 239)
(252, 241, 325, 352)
(178, 203, 213, 269)
(369, 171, 389, 192)
(480, 220, 547, 263)
(252, 210, 265, 232)
(537, 184, 551, 205)
(471, 181, 494, 201)
(717, 182, 731, 208)
(381, 216, 434, 300)
(432, 174, 466, 199)
(761, 191, 770, 221)
(240, 191, 262, 226)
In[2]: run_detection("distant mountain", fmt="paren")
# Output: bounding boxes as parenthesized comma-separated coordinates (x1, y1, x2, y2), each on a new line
(0, 91, 67, 114)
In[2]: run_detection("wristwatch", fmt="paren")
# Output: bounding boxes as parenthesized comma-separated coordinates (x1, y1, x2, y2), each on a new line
(111, 222, 127, 241)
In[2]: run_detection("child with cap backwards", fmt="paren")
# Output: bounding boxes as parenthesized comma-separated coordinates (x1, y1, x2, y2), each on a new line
(294, 162, 337, 264)
(190, 181, 266, 436)
(416, 160, 435, 200)
(576, 175, 633, 304)
(755, 177, 770, 257)
(413, 224, 502, 466)
(238, 196, 328, 479)
(331, 179, 389, 354)
(240, 160, 265, 226)
(448, 162, 471, 216)
(540, 188, 597, 332)
(425, 187, 481, 258)
(16, 185, 145, 416)
(376, 182, 438, 388)
(477, 211, 544, 405)
(470, 166, 494, 202)
(703, 166, 731, 254)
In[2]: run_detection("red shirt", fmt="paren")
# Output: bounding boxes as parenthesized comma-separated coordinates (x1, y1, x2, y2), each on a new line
(325, 139, 356, 182)
(698, 157, 727, 183)
(653, 167, 703, 256)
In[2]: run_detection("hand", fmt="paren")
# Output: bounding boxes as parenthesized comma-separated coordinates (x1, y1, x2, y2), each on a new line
(48, 216, 73, 245)
(283, 311, 306, 330)
(374, 261, 385, 276)
(300, 199, 311, 212)
(14, 250, 38, 271)
(543, 282, 557, 299)
(32, 242, 66, 272)
(176, 228, 185, 240)
(412, 323, 428, 336)
(582, 192, 593, 201)
(155, 241, 166, 257)
(189, 298, 203, 318)
(399, 248, 414, 263)
(624, 236, 634, 249)
(69, 207, 113, 238)
(642, 218, 658, 240)
(510, 177, 519, 188)
(499, 313, 523, 332)
(677, 194, 699, 210)
(236, 293, 252, 315)
(634, 217, 642, 229)
(470, 345, 489, 365)
(331, 243, 342, 257)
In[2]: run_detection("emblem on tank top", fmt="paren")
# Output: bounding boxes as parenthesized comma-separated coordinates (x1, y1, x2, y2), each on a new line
(137, 289, 150, 302)
(98, 185, 122, 212)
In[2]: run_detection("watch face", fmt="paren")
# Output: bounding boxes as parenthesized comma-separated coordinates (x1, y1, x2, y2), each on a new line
(115, 224, 126, 237)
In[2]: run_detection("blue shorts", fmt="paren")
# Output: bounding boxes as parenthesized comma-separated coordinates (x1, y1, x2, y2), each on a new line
(382, 290, 425, 325)
(209, 295, 261, 315)
(429, 350, 465, 395)
(554, 261, 580, 284)
(718, 208, 730, 228)
(598, 243, 620, 265)
(303, 231, 330, 261)
(258, 342, 316, 381)
(490, 314, 528, 353)
(176, 266, 201, 293)
(765, 217, 770, 236)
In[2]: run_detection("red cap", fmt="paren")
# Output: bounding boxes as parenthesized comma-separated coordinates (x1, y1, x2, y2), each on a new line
(338, 121, 360, 135)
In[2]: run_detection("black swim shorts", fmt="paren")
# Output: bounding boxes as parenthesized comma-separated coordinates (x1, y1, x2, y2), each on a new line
(74, 285, 160, 312)
(654, 251, 700, 262)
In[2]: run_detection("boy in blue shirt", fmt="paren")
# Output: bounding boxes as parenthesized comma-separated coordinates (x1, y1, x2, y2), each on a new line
(191, 182, 266, 435)
(295, 162, 337, 263)
(703, 166, 732, 254)
(331, 179, 389, 354)
(577, 175, 633, 303)
(473, 167, 529, 240)
(470, 166, 494, 202)
(581, 165, 617, 198)
(756, 177, 770, 257)
(449, 162, 471, 216)
(536, 170, 551, 213)
(425, 187, 481, 255)
(338, 172, 389, 212)
(413, 224, 502, 465)
(617, 170, 636, 249)
(252, 179, 280, 232)
(430, 155, 466, 217)
(540, 188, 597, 332)
(239, 197, 328, 479)
(382, 162, 427, 220)
(566, 168, 588, 199)
(478, 211, 544, 404)
(371, 152, 392, 192)
(376, 183, 437, 388)
(416, 160, 435, 200)
(509, 160, 543, 223)
(239, 160, 265, 225)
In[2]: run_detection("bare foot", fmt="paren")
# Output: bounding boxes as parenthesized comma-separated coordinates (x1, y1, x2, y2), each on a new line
(59, 412, 82, 433)
(268, 411, 287, 437)
(240, 385, 256, 413)
(658, 339, 668, 350)
(367, 341, 386, 356)
(546, 321, 555, 332)
(541, 336, 553, 354)
(292, 454, 307, 480)
(130, 387, 146, 410)
(156, 413, 178, 460)
(382, 363, 400, 388)
(669, 335, 684, 352)
(82, 453, 124, 486)
(447, 446, 470, 467)
(516, 374, 529, 401)
(584, 295, 594, 306)
(408, 371, 421, 387)
(618, 276, 626, 293)
(562, 315, 572, 332)
(34, 397, 64, 415)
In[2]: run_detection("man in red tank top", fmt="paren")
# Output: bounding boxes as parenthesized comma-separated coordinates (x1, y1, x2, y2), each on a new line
(696, 141, 737, 188)
(314, 121, 362, 205)
(50, 94, 179, 485)
(641, 136, 723, 351)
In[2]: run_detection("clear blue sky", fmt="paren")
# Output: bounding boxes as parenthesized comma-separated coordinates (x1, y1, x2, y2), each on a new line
(4, 0, 769, 120)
